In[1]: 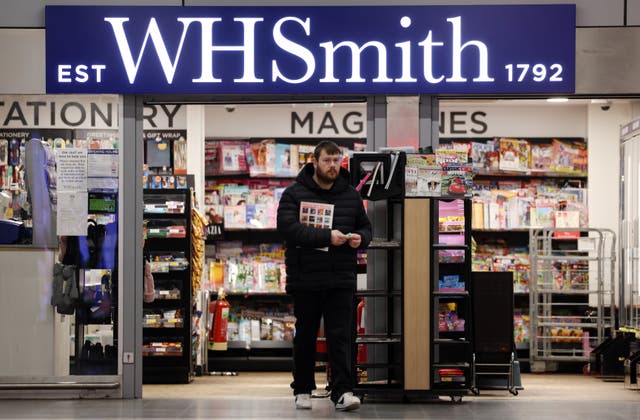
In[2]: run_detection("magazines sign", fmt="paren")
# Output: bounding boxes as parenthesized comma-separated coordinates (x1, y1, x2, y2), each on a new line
(45, 5, 575, 95)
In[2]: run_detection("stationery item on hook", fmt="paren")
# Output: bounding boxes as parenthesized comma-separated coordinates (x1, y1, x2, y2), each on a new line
(366, 161, 383, 198)
(384, 151, 400, 190)
(355, 171, 372, 192)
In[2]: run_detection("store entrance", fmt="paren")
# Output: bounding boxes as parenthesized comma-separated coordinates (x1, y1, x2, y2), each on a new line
(137, 96, 634, 396)
(139, 100, 368, 386)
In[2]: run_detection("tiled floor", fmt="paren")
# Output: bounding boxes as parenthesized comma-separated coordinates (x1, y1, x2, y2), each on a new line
(1, 372, 639, 419)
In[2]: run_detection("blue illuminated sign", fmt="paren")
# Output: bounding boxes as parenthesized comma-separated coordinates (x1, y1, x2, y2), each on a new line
(45, 5, 575, 95)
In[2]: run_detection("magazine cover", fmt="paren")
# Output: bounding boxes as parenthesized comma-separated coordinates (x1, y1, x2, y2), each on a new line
(531, 143, 553, 171)
(295, 144, 315, 171)
(404, 166, 418, 196)
(299, 201, 334, 251)
(405, 154, 438, 197)
(220, 140, 248, 174)
(530, 202, 555, 228)
(471, 141, 494, 171)
(222, 184, 250, 206)
(417, 167, 441, 196)
(551, 139, 587, 174)
(224, 205, 246, 229)
(436, 149, 468, 165)
(248, 139, 276, 176)
(498, 138, 530, 171)
(441, 163, 473, 196)
(275, 143, 293, 177)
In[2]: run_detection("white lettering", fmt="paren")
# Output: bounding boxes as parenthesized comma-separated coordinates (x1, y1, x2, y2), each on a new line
(395, 17, 416, 82)
(394, 41, 416, 82)
(319, 41, 392, 83)
(92, 65, 106, 83)
(187, 17, 264, 83)
(446, 16, 494, 83)
(75, 65, 89, 83)
(96, 13, 505, 88)
(418, 31, 444, 84)
(272, 17, 315, 84)
(104, 17, 191, 84)
(58, 65, 72, 83)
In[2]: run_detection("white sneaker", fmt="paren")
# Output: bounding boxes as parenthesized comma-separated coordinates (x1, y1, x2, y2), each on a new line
(295, 393, 312, 409)
(335, 392, 360, 411)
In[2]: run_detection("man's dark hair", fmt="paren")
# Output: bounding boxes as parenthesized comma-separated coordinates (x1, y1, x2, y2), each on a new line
(314, 140, 341, 160)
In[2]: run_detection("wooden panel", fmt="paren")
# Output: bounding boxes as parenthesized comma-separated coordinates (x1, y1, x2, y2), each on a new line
(403, 199, 431, 390)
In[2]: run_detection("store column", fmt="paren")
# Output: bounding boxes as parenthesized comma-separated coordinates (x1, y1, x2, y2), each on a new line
(121, 95, 145, 399)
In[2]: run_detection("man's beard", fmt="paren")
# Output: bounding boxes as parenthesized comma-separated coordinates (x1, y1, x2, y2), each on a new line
(316, 167, 339, 184)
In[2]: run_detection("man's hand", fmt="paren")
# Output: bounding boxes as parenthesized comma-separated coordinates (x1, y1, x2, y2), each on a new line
(347, 233, 362, 248)
(331, 229, 349, 246)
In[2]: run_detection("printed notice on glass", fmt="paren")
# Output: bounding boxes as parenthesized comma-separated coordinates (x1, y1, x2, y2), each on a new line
(88, 150, 118, 177)
(87, 149, 119, 192)
(299, 201, 334, 251)
(56, 148, 87, 192)
(57, 191, 88, 236)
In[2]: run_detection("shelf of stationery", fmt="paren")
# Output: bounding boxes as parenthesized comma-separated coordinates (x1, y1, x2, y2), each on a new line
(430, 198, 473, 396)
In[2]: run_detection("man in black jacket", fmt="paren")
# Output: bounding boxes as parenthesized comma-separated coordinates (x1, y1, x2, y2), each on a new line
(277, 141, 372, 411)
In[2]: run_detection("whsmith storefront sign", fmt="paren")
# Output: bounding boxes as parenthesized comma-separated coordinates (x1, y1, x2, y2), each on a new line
(45, 5, 575, 95)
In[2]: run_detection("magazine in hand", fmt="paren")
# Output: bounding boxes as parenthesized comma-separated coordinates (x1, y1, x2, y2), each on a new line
(299, 201, 334, 251)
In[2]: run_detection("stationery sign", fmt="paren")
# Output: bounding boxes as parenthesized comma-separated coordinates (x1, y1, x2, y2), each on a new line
(45, 5, 575, 95)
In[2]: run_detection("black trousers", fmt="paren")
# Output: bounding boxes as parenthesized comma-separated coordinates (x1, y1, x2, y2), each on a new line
(291, 288, 355, 403)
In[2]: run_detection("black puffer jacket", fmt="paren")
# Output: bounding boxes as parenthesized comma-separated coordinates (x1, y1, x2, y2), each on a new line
(277, 163, 372, 293)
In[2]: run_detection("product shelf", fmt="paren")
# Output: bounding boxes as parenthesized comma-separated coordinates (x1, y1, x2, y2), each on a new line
(356, 335, 402, 344)
(356, 290, 402, 297)
(433, 244, 469, 250)
(143, 187, 193, 383)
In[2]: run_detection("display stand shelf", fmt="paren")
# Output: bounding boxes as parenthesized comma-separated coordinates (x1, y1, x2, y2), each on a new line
(353, 194, 473, 402)
(143, 188, 193, 384)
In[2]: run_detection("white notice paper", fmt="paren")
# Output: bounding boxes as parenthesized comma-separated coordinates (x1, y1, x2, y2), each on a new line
(88, 150, 118, 177)
(55, 148, 88, 192)
(57, 191, 88, 236)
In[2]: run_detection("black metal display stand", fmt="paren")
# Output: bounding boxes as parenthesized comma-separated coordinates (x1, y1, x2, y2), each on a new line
(349, 152, 478, 401)
(142, 187, 193, 383)
(470, 271, 521, 395)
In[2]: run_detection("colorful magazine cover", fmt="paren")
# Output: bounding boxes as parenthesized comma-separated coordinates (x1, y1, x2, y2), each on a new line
(498, 138, 530, 171)
(275, 143, 293, 177)
(299, 201, 334, 251)
(247, 139, 276, 177)
(531, 142, 553, 171)
(471, 141, 494, 171)
(224, 205, 246, 229)
(440, 163, 473, 196)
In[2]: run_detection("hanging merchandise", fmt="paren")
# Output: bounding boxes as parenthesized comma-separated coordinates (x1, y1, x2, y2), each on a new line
(208, 289, 230, 351)
(191, 203, 206, 292)
(143, 260, 155, 303)
(50, 263, 79, 315)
